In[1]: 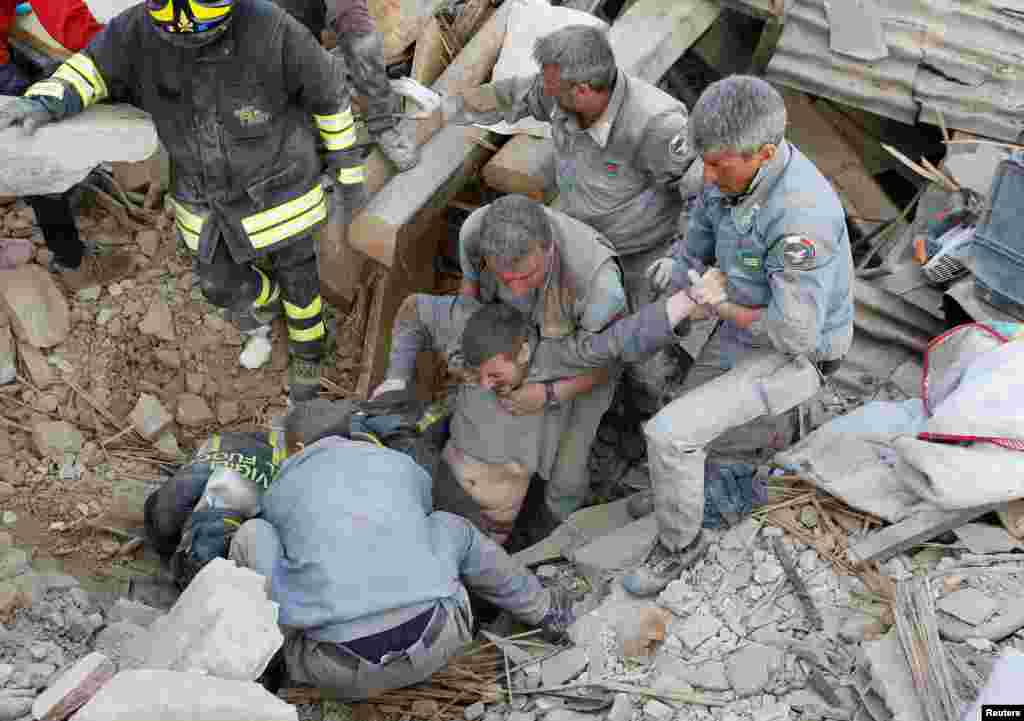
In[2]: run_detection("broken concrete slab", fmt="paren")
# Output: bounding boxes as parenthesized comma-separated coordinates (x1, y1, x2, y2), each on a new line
(937, 587, 999, 626)
(514, 497, 636, 566)
(541, 647, 589, 688)
(138, 299, 175, 342)
(73, 669, 298, 721)
(0, 265, 69, 348)
(0, 326, 13, 385)
(726, 644, 784, 697)
(860, 632, 926, 721)
(129, 394, 173, 441)
(175, 394, 213, 427)
(0, 101, 159, 197)
(32, 651, 116, 721)
(954, 523, 1023, 555)
(825, 0, 887, 62)
(680, 660, 731, 691)
(124, 557, 282, 681)
(848, 502, 1006, 563)
(569, 514, 657, 574)
(93, 622, 150, 670)
(18, 342, 55, 388)
(676, 609, 723, 651)
(105, 599, 164, 628)
(32, 421, 84, 459)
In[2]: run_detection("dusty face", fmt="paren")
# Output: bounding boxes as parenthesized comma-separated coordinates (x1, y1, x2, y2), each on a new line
(487, 245, 548, 296)
(476, 351, 528, 397)
(541, 64, 581, 115)
(701, 144, 776, 195)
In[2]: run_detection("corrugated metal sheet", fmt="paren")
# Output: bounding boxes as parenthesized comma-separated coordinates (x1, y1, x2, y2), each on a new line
(764, 0, 1024, 141)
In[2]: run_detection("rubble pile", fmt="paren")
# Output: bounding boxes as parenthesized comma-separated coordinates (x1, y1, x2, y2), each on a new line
(0, 197, 361, 573)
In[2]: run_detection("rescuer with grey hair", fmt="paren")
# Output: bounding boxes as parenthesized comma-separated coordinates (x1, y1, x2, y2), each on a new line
(436, 24, 697, 410)
(623, 75, 855, 596)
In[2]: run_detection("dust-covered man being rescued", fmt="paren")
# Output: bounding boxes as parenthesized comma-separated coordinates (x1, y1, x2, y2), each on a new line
(375, 262, 726, 549)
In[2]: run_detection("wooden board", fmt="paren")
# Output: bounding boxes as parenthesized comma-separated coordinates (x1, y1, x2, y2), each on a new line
(411, 18, 447, 87)
(847, 502, 1007, 563)
(481, 134, 554, 196)
(480, 0, 722, 202)
(352, 0, 511, 263)
(781, 88, 900, 225)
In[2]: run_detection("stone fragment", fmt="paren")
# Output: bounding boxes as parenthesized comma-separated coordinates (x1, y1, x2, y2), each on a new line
(105, 599, 164, 628)
(570, 515, 658, 573)
(32, 652, 115, 721)
(753, 702, 790, 721)
(96, 306, 115, 325)
(680, 660, 731, 691)
(129, 394, 173, 441)
(76, 286, 101, 302)
(0, 238, 33, 269)
(720, 518, 759, 550)
(138, 300, 175, 342)
(185, 373, 204, 395)
(217, 400, 240, 425)
(18, 342, 54, 388)
(724, 561, 753, 592)
(0, 547, 29, 580)
(643, 700, 674, 720)
(154, 431, 180, 458)
(72, 669, 298, 721)
(176, 394, 213, 427)
(0, 691, 34, 721)
(676, 609, 722, 651)
(799, 508, 818, 528)
(507, 712, 536, 721)
(93, 622, 149, 669)
(32, 421, 83, 458)
(125, 558, 282, 680)
(0, 326, 14, 385)
(464, 701, 486, 721)
(608, 694, 633, 721)
(411, 700, 440, 717)
(26, 662, 57, 688)
(0, 483, 12, 502)
(938, 587, 999, 626)
(0, 265, 69, 348)
(754, 562, 784, 585)
(154, 350, 181, 369)
(726, 644, 784, 697)
(541, 647, 589, 688)
(798, 549, 817, 573)
(135, 230, 160, 257)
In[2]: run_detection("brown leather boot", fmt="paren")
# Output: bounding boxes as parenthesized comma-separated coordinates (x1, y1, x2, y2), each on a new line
(52, 252, 136, 292)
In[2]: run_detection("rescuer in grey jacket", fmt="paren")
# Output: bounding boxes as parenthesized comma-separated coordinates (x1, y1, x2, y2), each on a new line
(436, 24, 697, 404)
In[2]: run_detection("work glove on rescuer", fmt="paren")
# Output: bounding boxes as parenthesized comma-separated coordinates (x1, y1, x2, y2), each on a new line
(645, 257, 677, 293)
(0, 96, 57, 135)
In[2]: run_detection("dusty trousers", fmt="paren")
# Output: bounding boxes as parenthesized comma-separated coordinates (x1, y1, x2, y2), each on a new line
(195, 232, 325, 360)
(643, 325, 820, 551)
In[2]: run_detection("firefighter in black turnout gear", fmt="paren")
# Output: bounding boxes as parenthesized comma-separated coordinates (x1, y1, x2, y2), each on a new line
(0, 0, 366, 403)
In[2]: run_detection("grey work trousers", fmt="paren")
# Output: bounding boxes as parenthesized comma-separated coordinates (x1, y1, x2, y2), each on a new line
(229, 517, 551, 699)
(643, 326, 821, 551)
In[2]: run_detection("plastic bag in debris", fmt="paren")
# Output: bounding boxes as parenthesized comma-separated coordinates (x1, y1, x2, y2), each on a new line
(702, 461, 764, 529)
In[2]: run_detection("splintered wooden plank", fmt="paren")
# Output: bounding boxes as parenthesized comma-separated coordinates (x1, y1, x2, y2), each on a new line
(847, 502, 1007, 564)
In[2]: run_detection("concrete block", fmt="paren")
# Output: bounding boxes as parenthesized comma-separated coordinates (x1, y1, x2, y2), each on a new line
(129, 394, 173, 441)
(72, 670, 298, 721)
(128, 557, 283, 681)
(541, 647, 589, 688)
(726, 644, 784, 697)
(0, 265, 69, 348)
(32, 651, 115, 721)
(938, 587, 999, 626)
(569, 515, 658, 573)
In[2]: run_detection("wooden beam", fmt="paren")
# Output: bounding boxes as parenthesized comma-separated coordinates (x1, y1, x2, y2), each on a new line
(411, 17, 447, 87)
(847, 502, 1007, 564)
(481, 0, 721, 197)
(481, 134, 554, 197)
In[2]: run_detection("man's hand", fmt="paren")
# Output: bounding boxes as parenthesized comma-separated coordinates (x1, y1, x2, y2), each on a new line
(497, 382, 547, 416)
(0, 97, 54, 136)
(645, 258, 677, 293)
(371, 378, 407, 400)
(687, 268, 728, 306)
